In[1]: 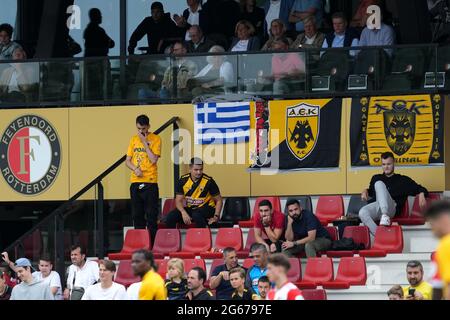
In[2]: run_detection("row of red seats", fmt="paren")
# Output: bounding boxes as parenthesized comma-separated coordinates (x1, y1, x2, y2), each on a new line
(108, 223, 403, 261)
(114, 256, 366, 292)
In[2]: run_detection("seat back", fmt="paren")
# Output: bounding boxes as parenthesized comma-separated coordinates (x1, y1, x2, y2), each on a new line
(155, 259, 168, 279)
(316, 51, 350, 81)
(122, 229, 151, 253)
(301, 289, 327, 300)
(153, 229, 181, 254)
(214, 228, 243, 251)
(303, 257, 334, 283)
(162, 199, 177, 217)
(285, 196, 313, 214)
(411, 193, 441, 217)
(347, 195, 367, 217)
(315, 196, 344, 222)
(115, 260, 141, 287)
(183, 228, 212, 253)
(342, 226, 371, 249)
(184, 259, 206, 273)
(243, 258, 254, 270)
(222, 197, 251, 222)
(287, 258, 302, 282)
(253, 197, 282, 217)
(324, 226, 339, 241)
(335, 257, 367, 285)
(373, 225, 403, 253)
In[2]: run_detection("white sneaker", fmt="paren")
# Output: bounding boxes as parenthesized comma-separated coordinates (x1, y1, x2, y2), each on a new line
(379, 214, 391, 226)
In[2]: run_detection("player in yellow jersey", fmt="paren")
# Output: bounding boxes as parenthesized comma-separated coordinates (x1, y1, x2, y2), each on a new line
(126, 115, 161, 243)
(424, 200, 450, 300)
(131, 249, 167, 300)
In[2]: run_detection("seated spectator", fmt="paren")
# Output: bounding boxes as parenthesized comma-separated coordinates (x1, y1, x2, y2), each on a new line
(387, 285, 404, 300)
(230, 20, 261, 52)
(255, 276, 270, 300)
(128, 2, 179, 54)
(358, 12, 395, 55)
(33, 255, 63, 300)
(186, 267, 215, 300)
(10, 258, 54, 300)
(82, 260, 127, 300)
(165, 258, 188, 300)
(191, 45, 235, 97)
(174, 0, 207, 41)
(126, 281, 142, 300)
(270, 38, 305, 94)
(253, 199, 285, 253)
(403, 260, 433, 300)
(350, 0, 381, 29)
(64, 245, 99, 300)
(0, 47, 38, 103)
(165, 157, 222, 228)
(209, 247, 240, 300)
(186, 25, 215, 53)
(0, 270, 12, 300)
(263, 0, 295, 36)
(282, 199, 332, 257)
(230, 267, 256, 300)
(240, 0, 266, 39)
(289, 0, 323, 33)
(202, 0, 241, 45)
(291, 15, 325, 49)
(359, 152, 428, 237)
(131, 249, 167, 300)
(266, 253, 304, 300)
(322, 12, 359, 52)
(262, 19, 292, 50)
(0, 23, 23, 60)
(246, 243, 269, 294)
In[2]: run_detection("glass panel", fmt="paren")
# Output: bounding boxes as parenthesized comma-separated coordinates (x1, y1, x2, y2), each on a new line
(0, 60, 39, 105)
(81, 57, 119, 101)
(39, 60, 80, 103)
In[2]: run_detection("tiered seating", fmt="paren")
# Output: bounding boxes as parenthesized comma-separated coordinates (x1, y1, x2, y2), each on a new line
(394, 193, 441, 225)
(155, 259, 168, 279)
(170, 228, 211, 258)
(359, 225, 403, 257)
(108, 229, 150, 260)
(327, 226, 370, 257)
(158, 199, 176, 228)
(237, 230, 256, 258)
(152, 229, 181, 259)
(315, 196, 344, 225)
(238, 196, 281, 228)
(324, 226, 339, 241)
(287, 258, 302, 283)
(200, 228, 243, 259)
(322, 257, 367, 289)
(301, 289, 327, 300)
(184, 258, 207, 273)
(296, 257, 334, 289)
(220, 197, 251, 227)
(115, 260, 140, 287)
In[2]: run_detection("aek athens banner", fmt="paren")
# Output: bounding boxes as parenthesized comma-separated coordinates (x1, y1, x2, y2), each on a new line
(250, 99, 342, 170)
(350, 95, 444, 166)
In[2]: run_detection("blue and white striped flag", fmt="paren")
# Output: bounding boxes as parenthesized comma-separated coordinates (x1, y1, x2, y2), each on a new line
(194, 102, 250, 144)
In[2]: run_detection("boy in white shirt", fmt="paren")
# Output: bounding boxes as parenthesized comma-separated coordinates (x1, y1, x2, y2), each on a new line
(82, 260, 127, 300)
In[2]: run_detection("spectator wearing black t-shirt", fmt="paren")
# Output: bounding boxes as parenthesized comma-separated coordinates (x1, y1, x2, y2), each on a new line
(186, 267, 215, 300)
(230, 267, 255, 300)
(282, 199, 332, 257)
(209, 247, 242, 299)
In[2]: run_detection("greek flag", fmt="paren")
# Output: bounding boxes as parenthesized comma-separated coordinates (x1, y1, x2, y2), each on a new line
(194, 102, 250, 144)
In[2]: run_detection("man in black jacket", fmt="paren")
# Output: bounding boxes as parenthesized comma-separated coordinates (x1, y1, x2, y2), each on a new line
(128, 2, 179, 54)
(359, 151, 428, 236)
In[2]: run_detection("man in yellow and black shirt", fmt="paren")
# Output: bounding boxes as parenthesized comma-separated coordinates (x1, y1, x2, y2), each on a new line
(165, 157, 223, 228)
(424, 201, 450, 300)
(126, 115, 161, 243)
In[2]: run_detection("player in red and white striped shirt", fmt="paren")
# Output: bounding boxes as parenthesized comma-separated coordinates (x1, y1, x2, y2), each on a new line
(266, 253, 304, 300)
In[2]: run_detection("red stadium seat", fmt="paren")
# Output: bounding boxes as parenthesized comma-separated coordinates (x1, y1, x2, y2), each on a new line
(115, 260, 141, 288)
(322, 257, 367, 289)
(396, 193, 441, 225)
(157, 199, 177, 228)
(155, 259, 168, 279)
(324, 226, 338, 241)
(152, 229, 181, 259)
(108, 229, 151, 260)
(301, 289, 327, 300)
(184, 259, 206, 273)
(287, 258, 302, 283)
(238, 196, 282, 228)
(359, 225, 403, 257)
(170, 228, 211, 258)
(201, 228, 243, 259)
(315, 196, 344, 225)
(296, 257, 334, 289)
(243, 258, 254, 269)
(237, 230, 256, 258)
(327, 226, 370, 258)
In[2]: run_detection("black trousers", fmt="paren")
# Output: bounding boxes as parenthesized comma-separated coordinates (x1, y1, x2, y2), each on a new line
(130, 183, 159, 243)
(165, 205, 215, 228)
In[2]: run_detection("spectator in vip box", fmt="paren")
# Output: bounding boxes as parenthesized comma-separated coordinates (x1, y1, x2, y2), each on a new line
(387, 285, 404, 300)
(403, 260, 433, 300)
(230, 20, 261, 52)
(10, 258, 54, 300)
(253, 200, 285, 253)
(165, 258, 188, 300)
(131, 249, 167, 300)
(173, 0, 207, 41)
(186, 25, 216, 54)
(262, 19, 293, 50)
(291, 15, 325, 49)
(0, 23, 23, 60)
(263, 0, 295, 37)
(322, 12, 359, 50)
(186, 267, 215, 300)
(230, 267, 256, 300)
(82, 260, 128, 300)
(289, 0, 323, 33)
(210, 247, 240, 299)
(239, 0, 266, 39)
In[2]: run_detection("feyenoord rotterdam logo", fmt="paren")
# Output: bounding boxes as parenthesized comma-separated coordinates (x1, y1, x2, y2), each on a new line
(0, 115, 61, 195)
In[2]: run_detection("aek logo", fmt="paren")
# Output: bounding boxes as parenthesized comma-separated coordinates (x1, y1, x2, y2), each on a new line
(0, 115, 61, 195)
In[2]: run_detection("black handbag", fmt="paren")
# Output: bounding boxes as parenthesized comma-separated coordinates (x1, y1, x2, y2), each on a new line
(69, 271, 85, 300)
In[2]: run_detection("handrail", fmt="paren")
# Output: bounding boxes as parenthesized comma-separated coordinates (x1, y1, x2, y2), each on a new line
(3, 116, 179, 253)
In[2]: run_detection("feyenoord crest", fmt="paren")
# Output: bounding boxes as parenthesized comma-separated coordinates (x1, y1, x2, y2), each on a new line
(0, 115, 61, 195)
(286, 103, 319, 161)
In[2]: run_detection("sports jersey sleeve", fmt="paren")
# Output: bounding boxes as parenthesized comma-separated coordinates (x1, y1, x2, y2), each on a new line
(126, 137, 134, 157)
(175, 178, 185, 195)
(287, 288, 304, 300)
(151, 135, 161, 157)
(208, 179, 220, 197)
(438, 239, 450, 283)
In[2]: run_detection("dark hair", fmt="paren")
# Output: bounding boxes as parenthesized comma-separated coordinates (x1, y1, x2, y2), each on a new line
(387, 285, 404, 297)
(99, 259, 116, 272)
(267, 253, 291, 271)
(70, 244, 86, 256)
(424, 200, 450, 219)
(258, 199, 272, 210)
(190, 157, 203, 166)
(229, 267, 246, 279)
(273, 37, 291, 47)
(173, 41, 188, 51)
(222, 247, 236, 257)
(331, 12, 347, 22)
(133, 249, 158, 271)
(406, 260, 423, 272)
(151, 1, 164, 11)
(250, 242, 268, 253)
(0, 23, 13, 38)
(190, 267, 206, 283)
(136, 114, 150, 126)
(286, 199, 300, 209)
(258, 275, 270, 284)
(381, 151, 394, 160)
(39, 254, 53, 264)
(89, 8, 101, 22)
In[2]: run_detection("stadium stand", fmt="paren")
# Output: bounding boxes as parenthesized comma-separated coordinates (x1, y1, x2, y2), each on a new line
(108, 229, 151, 260)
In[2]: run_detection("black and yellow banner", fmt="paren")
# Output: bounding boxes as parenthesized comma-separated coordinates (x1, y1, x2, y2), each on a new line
(250, 99, 342, 169)
(350, 95, 444, 166)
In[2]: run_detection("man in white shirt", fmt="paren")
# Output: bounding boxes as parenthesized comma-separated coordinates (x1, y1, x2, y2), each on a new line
(82, 260, 127, 300)
(174, 0, 204, 41)
(126, 281, 142, 300)
(32, 255, 63, 300)
(64, 245, 99, 300)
